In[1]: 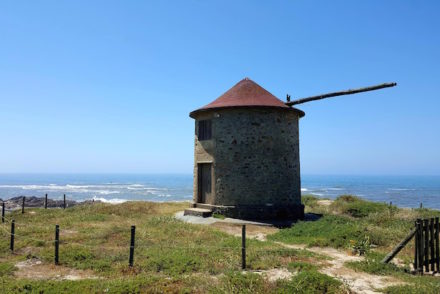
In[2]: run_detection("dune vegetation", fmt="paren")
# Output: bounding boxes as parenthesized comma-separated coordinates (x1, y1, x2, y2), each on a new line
(271, 195, 440, 293)
(0, 196, 439, 293)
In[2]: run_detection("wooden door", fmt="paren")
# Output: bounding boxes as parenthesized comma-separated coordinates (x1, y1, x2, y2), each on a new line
(198, 163, 212, 204)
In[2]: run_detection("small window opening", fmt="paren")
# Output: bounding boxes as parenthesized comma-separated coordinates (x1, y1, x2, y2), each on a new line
(198, 120, 212, 141)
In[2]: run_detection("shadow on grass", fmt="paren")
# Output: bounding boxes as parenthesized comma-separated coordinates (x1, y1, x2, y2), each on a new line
(245, 213, 323, 229)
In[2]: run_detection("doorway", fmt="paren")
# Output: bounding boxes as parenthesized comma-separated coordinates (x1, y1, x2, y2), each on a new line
(197, 163, 212, 204)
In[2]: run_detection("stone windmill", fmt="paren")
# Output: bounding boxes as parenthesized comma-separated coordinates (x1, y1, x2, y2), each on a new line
(185, 78, 396, 220)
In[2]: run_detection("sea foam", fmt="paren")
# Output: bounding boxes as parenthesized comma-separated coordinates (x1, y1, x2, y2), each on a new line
(92, 196, 127, 204)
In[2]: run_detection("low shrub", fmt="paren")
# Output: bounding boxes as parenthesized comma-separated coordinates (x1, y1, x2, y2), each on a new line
(350, 235, 370, 255)
(268, 215, 363, 248)
(332, 195, 388, 218)
(287, 261, 318, 272)
(212, 271, 267, 294)
(278, 270, 345, 294)
(212, 213, 226, 219)
(301, 195, 319, 207)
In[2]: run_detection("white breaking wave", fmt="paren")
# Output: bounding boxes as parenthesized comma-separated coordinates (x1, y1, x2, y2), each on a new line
(92, 196, 127, 204)
(0, 183, 190, 201)
(388, 188, 416, 191)
(0, 184, 122, 195)
(97, 190, 120, 195)
(301, 188, 308, 192)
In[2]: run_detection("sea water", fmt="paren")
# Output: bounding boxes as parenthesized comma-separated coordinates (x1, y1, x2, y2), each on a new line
(0, 174, 439, 209)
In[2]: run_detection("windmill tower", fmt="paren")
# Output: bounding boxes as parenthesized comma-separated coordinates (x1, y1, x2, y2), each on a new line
(186, 78, 396, 220)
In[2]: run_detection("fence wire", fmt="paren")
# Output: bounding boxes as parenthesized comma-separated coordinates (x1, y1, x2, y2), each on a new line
(1, 220, 300, 253)
(0, 201, 304, 272)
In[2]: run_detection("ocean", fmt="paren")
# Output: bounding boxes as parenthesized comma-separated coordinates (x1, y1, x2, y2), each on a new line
(0, 174, 439, 209)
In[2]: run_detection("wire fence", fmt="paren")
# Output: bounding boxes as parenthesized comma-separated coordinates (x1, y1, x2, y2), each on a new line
(0, 199, 299, 270)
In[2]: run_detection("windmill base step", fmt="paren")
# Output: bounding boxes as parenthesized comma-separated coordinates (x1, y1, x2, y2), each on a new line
(184, 208, 213, 218)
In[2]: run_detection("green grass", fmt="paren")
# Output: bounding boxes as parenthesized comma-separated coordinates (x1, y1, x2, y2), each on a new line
(331, 195, 389, 218)
(270, 195, 440, 293)
(0, 262, 15, 277)
(346, 251, 440, 293)
(213, 270, 347, 294)
(2, 195, 440, 293)
(211, 271, 269, 294)
(0, 201, 345, 293)
(287, 261, 318, 272)
(301, 195, 320, 208)
(212, 213, 226, 219)
(278, 270, 346, 294)
(268, 214, 365, 248)
(384, 278, 440, 294)
(270, 195, 440, 250)
(345, 251, 407, 275)
(0, 275, 221, 294)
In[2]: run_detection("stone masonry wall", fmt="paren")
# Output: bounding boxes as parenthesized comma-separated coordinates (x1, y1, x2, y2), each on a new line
(212, 108, 301, 205)
(193, 112, 215, 204)
(193, 107, 303, 219)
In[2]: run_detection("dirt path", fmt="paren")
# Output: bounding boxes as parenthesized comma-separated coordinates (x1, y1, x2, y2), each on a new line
(211, 222, 404, 294)
(277, 243, 404, 294)
(14, 258, 98, 281)
(211, 222, 279, 241)
(251, 268, 293, 282)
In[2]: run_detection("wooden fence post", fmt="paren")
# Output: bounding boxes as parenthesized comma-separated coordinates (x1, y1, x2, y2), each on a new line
(45, 194, 48, 209)
(22, 196, 25, 214)
(416, 219, 423, 275)
(424, 219, 429, 272)
(10, 220, 15, 251)
(382, 228, 416, 264)
(55, 225, 59, 265)
(2, 201, 4, 223)
(430, 218, 435, 272)
(414, 221, 419, 272)
(63, 194, 66, 209)
(129, 225, 135, 267)
(436, 217, 439, 273)
(242, 225, 246, 270)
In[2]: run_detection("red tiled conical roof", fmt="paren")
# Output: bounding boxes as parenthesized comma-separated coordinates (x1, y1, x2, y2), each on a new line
(190, 78, 304, 117)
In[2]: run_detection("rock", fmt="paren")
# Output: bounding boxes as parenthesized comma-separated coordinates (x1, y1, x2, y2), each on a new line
(1, 196, 101, 211)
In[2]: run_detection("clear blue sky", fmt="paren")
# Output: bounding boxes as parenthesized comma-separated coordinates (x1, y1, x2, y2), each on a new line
(0, 1, 439, 175)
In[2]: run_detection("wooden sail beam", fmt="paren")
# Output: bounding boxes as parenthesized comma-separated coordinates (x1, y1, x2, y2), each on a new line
(286, 82, 397, 106)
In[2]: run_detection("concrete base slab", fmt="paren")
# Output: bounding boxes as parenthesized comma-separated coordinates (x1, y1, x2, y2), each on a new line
(176, 211, 275, 226)
(175, 211, 218, 225)
(192, 202, 304, 221)
(183, 208, 213, 218)
(175, 211, 322, 227)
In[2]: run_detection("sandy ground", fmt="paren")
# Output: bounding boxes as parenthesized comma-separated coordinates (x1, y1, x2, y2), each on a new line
(14, 258, 98, 281)
(278, 243, 404, 294)
(11, 211, 407, 292)
(317, 199, 333, 206)
(211, 222, 279, 241)
(251, 268, 293, 282)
